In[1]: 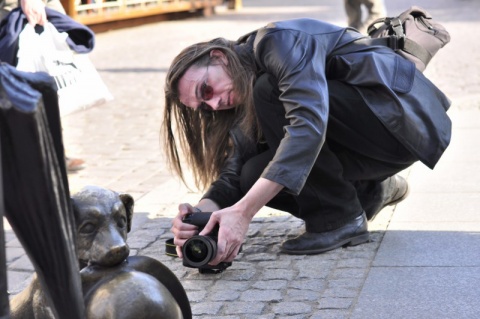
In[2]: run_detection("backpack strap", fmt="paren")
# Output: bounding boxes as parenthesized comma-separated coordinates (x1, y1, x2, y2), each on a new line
(366, 17, 387, 34)
(389, 17, 405, 38)
(332, 34, 431, 67)
(402, 38, 432, 66)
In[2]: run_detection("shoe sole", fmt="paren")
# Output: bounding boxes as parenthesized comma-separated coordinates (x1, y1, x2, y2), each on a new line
(385, 179, 410, 207)
(280, 232, 370, 255)
(66, 159, 86, 172)
(368, 177, 410, 221)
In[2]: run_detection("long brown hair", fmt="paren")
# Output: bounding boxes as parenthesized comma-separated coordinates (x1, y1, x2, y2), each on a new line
(163, 38, 257, 190)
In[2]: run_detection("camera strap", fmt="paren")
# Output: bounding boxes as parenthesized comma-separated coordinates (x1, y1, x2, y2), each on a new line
(165, 238, 179, 257)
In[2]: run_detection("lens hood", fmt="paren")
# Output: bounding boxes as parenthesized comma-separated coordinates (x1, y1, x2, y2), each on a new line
(182, 235, 217, 268)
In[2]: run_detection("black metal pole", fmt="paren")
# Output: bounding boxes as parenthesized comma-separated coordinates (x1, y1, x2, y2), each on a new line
(0, 132, 11, 318)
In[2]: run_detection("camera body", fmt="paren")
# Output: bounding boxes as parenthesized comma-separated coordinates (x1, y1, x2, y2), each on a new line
(181, 212, 231, 273)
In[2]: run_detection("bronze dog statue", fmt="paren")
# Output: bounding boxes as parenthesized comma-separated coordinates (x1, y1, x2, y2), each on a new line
(10, 186, 191, 319)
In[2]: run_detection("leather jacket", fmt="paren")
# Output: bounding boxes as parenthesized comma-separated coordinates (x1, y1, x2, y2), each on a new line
(203, 18, 451, 207)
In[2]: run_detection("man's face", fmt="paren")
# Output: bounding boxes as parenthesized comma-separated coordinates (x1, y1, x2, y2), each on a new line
(177, 52, 238, 111)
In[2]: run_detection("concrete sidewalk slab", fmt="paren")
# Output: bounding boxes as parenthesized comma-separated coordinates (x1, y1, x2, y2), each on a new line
(351, 106, 480, 317)
(351, 267, 480, 319)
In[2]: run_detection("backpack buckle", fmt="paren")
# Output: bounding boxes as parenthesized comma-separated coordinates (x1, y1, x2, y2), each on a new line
(388, 35, 406, 51)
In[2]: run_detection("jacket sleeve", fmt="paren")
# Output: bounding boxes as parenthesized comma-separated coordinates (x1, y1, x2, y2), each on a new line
(201, 128, 261, 208)
(253, 28, 336, 195)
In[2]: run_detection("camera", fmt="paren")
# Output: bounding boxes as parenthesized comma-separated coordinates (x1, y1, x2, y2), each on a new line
(182, 212, 232, 274)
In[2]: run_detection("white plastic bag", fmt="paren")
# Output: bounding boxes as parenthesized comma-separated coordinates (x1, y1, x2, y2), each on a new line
(16, 22, 113, 116)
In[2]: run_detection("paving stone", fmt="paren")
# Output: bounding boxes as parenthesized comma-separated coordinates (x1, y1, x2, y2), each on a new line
(288, 279, 326, 292)
(286, 288, 321, 302)
(322, 286, 358, 298)
(317, 297, 353, 310)
(212, 280, 250, 291)
(276, 316, 308, 319)
(259, 268, 297, 281)
(191, 302, 223, 316)
(310, 309, 350, 319)
(186, 290, 208, 303)
(251, 280, 288, 290)
(271, 302, 312, 315)
(5, 247, 25, 266)
(239, 289, 282, 302)
(208, 289, 241, 301)
(222, 301, 265, 315)
(8, 255, 34, 272)
(6, 271, 33, 295)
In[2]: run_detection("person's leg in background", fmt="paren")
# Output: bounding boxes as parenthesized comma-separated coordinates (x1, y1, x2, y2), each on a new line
(344, 0, 387, 33)
(0, 0, 19, 20)
(344, 0, 363, 31)
(363, 0, 387, 30)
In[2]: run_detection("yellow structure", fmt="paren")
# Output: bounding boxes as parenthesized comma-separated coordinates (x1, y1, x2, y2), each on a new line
(227, 0, 241, 10)
(61, 0, 224, 30)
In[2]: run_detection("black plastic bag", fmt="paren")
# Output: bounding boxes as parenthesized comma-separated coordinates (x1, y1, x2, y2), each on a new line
(0, 63, 84, 318)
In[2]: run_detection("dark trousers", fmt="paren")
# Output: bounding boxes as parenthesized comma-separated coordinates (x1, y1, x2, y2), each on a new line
(241, 74, 417, 232)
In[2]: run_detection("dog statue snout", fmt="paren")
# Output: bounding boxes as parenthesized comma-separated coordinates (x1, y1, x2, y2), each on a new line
(96, 244, 130, 267)
(86, 222, 130, 267)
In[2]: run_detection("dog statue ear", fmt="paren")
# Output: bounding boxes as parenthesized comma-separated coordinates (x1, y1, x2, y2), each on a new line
(70, 198, 77, 217)
(119, 194, 134, 232)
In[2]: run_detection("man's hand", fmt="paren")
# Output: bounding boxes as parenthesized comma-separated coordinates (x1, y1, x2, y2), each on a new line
(21, 0, 47, 26)
(199, 206, 252, 265)
(170, 199, 220, 258)
(171, 203, 201, 258)
(199, 177, 284, 265)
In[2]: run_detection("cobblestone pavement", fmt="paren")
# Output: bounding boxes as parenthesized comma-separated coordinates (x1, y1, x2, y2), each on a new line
(4, 0, 480, 318)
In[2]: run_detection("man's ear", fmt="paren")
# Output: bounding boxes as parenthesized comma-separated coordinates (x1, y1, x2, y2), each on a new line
(210, 49, 228, 65)
(119, 194, 134, 232)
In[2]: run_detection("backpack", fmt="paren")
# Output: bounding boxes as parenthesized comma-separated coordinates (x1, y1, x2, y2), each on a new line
(363, 6, 451, 72)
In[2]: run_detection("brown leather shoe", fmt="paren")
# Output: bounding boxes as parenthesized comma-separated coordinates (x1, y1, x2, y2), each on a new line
(66, 157, 85, 172)
(280, 212, 369, 255)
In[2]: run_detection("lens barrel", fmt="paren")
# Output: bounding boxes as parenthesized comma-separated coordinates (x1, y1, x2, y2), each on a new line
(182, 235, 217, 268)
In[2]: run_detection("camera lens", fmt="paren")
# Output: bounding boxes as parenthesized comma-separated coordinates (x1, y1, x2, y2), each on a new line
(188, 241, 207, 260)
(183, 236, 217, 267)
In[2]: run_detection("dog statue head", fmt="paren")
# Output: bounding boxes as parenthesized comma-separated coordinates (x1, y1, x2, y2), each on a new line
(71, 186, 134, 269)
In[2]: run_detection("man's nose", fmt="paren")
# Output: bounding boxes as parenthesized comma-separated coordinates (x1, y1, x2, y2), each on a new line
(206, 96, 221, 110)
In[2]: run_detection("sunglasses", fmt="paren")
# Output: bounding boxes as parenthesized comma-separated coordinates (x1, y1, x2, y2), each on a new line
(198, 78, 215, 111)
(200, 81, 214, 101)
